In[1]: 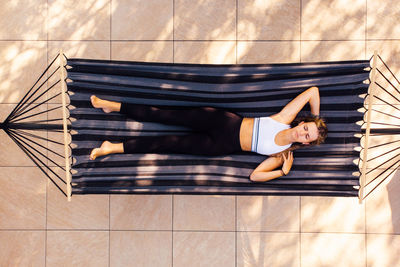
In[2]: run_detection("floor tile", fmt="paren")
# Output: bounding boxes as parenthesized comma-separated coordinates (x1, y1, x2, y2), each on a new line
(112, 0, 173, 40)
(301, 196, 365, 233)
(237, 232, 300, 267)
(111, 41, 173, 62)
(48, 41, 111, 60)
(48, 0, 110, 40)
(237, 196, 300, 232)
(0, 1, 46, 40)
(238, 0, 300, 40)
(110, 195, 172, 230)
(174, 41, 236, 64)
(173, 195, 235, 231)
(47, 168, 109, 229)
(110, 231, 172, 267)
(0, 231, 45, 266)
(173, 231, 235, 267)
(301, 233, 365, 267)
(367, 0, 400, 39)
(367, 41, 400, 105)
(46, 231, 108, 267)
(302, 0, 365, 40)
(301, 41, 365, 62)
(367, 234, 400, 267)
(237, 41, 300, 63)
(366, 169, 400, 234)
(0, 167, 46, 229)
(0, 41, 47, 103)
(175, 0, 236, 40)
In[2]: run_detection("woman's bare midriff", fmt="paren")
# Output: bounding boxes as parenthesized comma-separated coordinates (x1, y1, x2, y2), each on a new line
(239, 117, 254, 151)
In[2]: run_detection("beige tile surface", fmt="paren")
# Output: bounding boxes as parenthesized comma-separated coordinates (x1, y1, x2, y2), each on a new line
(367, 0, 400, 39)
(0, 41, 47, 103)
(48, 0, 110, 40)
(301, 233, 365, 267)
(47, 171, 109, 229)
(237, 41, 300, 64)
(237, 232, 300, 267)
(367, 41, 400, 104)
(48, 41, 111, 60)
(111, 195, 172, 230)
(367, 234, 400, 267)
(112, 41, 173, 62)
(175, 0, 236, 40)
(238, 0, 300, 40)
(302, 0, 365, 40)
(0, 1, 47, 40)
(0, 231, 45, 266)
(237, 196, 300, 232)
(301, 196, 365, 233)
(0, 167, 46, 229)
(301, 41, 365, 62)
(174, 41, 236, 64)
(112, 0, 173, 40)
(173, 195, 235, 231)
(110, 231, 172, 267)
(46, 231, 108, 267)
(173, 232, 235, 267)
(366, 170, 400, 234)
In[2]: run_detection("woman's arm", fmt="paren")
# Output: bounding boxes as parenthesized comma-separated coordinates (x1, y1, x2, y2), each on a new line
(271, 86, 320, 125)
(250, 152, 293, 182)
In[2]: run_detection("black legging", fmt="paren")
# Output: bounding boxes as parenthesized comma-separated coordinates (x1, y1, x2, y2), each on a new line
(120, 103, 243, 156)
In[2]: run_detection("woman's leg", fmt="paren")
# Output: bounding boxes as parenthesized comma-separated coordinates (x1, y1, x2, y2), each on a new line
(89, 133, 235, 159)
(91, 95, 242, 132)
(119, 102, 238, 132)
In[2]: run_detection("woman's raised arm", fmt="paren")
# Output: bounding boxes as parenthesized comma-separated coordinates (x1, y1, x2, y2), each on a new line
(271, 86, 320, 125)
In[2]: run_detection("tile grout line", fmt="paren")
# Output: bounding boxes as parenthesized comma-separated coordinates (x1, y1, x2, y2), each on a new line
(365, 1, 367, 266)
(173, 0, 175, 64)
(172, 195, 174, 267)
(235, 196, 237, 267)
(299, 196, 302, 267)
(5, 38, 400, 42)
(366, 4, 369, 60)
(109, 194, 111, 267)
(235, 0, 238, 65)
(110, 0, 112, 60)
(365, 200, 367, 267)
(45, 0, 49, 265)
(300, 0, 302, 63)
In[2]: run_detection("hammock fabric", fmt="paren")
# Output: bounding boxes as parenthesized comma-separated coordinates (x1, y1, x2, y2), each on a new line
(66, 58, 370, 196)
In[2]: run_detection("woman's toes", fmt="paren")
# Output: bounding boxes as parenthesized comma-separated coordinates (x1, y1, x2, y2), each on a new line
(90, 148, 99, 160)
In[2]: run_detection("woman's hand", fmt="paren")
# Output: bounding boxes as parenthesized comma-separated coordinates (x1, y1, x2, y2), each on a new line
(281, 151, 294, 175)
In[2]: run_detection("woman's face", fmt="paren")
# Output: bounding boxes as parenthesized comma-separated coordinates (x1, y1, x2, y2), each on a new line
(291, 121, 319, 144)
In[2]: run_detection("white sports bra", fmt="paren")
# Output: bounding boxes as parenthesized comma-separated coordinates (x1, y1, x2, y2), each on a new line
(251, 117, 292, 155)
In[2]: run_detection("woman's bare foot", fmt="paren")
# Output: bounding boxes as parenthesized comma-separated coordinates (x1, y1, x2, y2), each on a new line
(91, 95, 119, 113)
(90, 141, 114, 160)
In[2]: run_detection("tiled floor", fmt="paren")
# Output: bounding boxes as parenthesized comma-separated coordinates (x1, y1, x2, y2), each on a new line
(0, 0, 400, 266)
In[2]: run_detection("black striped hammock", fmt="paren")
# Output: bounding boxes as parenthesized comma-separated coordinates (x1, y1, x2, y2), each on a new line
(2, 52, 397, 201)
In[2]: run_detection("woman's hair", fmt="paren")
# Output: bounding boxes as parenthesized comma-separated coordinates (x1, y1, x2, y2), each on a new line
(272, 116, 328, 157)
